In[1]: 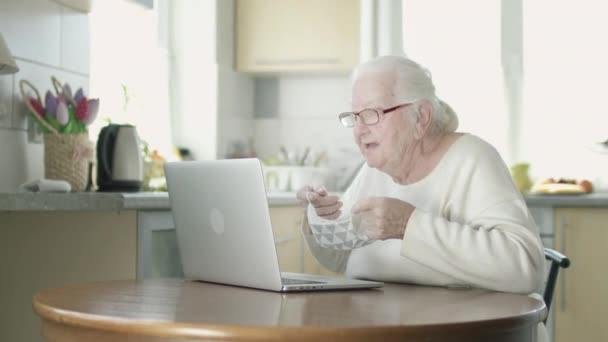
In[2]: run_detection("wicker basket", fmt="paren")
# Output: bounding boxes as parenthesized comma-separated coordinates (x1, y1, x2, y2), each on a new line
(43, 133, 93, 192)
(19, 77, 94, 192)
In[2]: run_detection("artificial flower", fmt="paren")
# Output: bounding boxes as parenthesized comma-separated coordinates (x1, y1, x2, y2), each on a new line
(56, 101, 69, 125)
(84, 99, 99, 125)
(76, 97, 88, 121)
(29, 98, 45, 117)
(74, 88, 85, 104)
(45, 91, 57, 117)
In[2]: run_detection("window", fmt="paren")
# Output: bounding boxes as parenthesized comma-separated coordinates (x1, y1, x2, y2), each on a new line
(523, 0, 608, 178)
(402, 0, 508, 161)
(90, 0, 172, 158)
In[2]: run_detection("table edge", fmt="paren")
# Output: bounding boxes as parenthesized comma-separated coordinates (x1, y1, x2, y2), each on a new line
(33, 293, 547, 340)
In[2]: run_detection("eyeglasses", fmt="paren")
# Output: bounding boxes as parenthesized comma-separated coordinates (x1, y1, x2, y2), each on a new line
(338, 103, 412, 128)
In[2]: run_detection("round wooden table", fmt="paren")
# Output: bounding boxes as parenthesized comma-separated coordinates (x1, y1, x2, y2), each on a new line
(33, 278, 546, 342)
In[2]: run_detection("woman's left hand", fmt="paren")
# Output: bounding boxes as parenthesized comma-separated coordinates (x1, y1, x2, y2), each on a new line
(351, 197, 415, 240)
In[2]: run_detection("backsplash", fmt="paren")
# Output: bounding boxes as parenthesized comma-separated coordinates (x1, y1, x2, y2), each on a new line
(252, 75, 361, 191)
(0, 0, 89, 193)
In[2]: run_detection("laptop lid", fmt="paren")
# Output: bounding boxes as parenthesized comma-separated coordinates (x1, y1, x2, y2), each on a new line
(165, 158, 383, 292)
(165, 158, 284, 291)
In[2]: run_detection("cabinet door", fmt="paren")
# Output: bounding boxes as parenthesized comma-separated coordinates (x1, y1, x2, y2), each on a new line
(0, 211, 137, 342)
(270, 206, 305, 272)
(137, 211, 183, 279)
(236, 0, 360, 73)
(554, 208, 608, 342)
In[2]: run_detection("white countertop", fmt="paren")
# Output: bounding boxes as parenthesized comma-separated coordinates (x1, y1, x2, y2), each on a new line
(0, 191, 300, 211)
(2, 191, 608, 211)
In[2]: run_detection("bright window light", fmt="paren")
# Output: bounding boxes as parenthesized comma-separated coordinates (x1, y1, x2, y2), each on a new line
(523, 0, 608, 177)
(402, 0, 507, 160)
(90, 0, 172, 158)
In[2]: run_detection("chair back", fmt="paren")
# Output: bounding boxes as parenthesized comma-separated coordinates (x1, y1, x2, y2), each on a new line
(543, 247, 570, 324)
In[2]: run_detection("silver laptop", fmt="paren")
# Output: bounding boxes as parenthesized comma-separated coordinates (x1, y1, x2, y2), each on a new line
(164, 158, 383, 292)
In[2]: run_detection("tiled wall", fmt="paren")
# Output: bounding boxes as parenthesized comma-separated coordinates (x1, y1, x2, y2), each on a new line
(253, 76, 363, 191)
(0, 0, 89, 192)
(215, 0, 255, 160)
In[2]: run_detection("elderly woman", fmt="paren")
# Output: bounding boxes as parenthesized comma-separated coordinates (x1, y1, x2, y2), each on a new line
(297, 55, 546, 322)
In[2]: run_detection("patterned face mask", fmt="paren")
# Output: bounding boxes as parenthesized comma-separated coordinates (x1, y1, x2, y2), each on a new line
(307, 205, 375, 250)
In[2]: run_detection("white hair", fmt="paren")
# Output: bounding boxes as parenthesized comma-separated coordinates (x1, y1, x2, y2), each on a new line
(351, 55, 459, 134)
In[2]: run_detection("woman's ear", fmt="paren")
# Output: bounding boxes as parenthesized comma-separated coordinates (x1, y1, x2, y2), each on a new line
(413, 101, 433, 139)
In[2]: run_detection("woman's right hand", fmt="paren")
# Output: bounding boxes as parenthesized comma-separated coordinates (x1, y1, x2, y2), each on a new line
(296, 185, 342, 220)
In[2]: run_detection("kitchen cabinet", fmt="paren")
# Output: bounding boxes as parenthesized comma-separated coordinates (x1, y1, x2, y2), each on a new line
(270, 206, 304, 272)
(136, 206, 338, 278)
(0, 210, 136, 342)
(269, 205, 341, 276)
(553, 208, 608, 342)
(529, 205, 555, 248)
(137, 211, 183, 279)
(528, 205, 556, 342)
(235, 0, 360, 73)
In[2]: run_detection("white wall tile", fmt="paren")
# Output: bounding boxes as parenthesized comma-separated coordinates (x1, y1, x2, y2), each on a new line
(0, 0, 62, 67)
(60, 5, 90, 74)
(253, 119, 281, 158)
(252, 75, 360, 190)
(0, 128, 43, 192)
(0, 75, 13, 128)
(56, 69, 89, 95)
(277, 76, 351, 118)
(217, 117, 254, 158)
(0, 0, 89, 191)
(12, 60, 58, 131)
(254, 78, 279, 118)
(254, 117, 362, 191)
(218, 69, 254, 119)
(255, 117, 358, 161)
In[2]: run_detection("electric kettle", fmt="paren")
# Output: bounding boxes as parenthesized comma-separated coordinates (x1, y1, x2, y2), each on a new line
(97, 124, 143, 192)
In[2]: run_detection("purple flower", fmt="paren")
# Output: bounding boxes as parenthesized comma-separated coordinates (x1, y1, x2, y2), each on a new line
(74, 87, 85, 104)
(45, 91, 57, 117)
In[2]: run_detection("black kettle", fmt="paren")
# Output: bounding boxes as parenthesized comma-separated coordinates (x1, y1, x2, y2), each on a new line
(97, 124, 143, 192)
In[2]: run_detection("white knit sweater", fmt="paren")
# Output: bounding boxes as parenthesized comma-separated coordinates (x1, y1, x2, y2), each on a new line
(305, 134, 545, 293)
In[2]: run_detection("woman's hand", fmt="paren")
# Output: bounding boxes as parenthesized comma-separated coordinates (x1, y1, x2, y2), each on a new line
(296, 185, 343, 220)
(351, 197, 415, 240)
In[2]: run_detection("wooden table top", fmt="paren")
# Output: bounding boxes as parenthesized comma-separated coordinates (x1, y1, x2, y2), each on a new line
(33, 278, 546, 342)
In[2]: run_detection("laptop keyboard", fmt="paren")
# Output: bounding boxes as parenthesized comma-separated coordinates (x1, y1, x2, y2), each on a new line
(281, 278, 326, 285)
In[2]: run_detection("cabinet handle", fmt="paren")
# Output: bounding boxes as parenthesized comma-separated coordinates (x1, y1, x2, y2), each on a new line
(560, 216, 567, 312)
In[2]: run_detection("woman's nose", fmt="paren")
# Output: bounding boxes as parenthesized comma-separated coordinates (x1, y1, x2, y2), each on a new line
(354, 116, 369, 130)
(353, 119, 369, 137)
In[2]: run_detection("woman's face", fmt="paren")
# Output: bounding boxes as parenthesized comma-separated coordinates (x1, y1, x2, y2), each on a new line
(351, 73, 416, 173)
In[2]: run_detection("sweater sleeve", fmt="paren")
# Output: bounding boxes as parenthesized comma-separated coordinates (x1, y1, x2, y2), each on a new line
(401, 199, 545, 294)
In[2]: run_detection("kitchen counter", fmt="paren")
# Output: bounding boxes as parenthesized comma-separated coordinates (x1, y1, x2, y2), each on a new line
(524, 193, 608, 207)
(0, 191, 301, 211)
(3, 191, 608, 211)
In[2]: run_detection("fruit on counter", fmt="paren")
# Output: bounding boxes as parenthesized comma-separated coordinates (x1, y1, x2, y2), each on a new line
(578, 179, 593, 193)
(532, 178, 594, 194)
(509, 163, 532, 193)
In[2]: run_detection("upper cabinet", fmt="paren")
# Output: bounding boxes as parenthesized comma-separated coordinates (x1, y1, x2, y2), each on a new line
(235, 0, 360, 74)
(50, 0, 92, 12)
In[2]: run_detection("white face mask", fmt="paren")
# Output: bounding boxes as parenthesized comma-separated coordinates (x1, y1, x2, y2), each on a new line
(307, 205, 375, 250)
